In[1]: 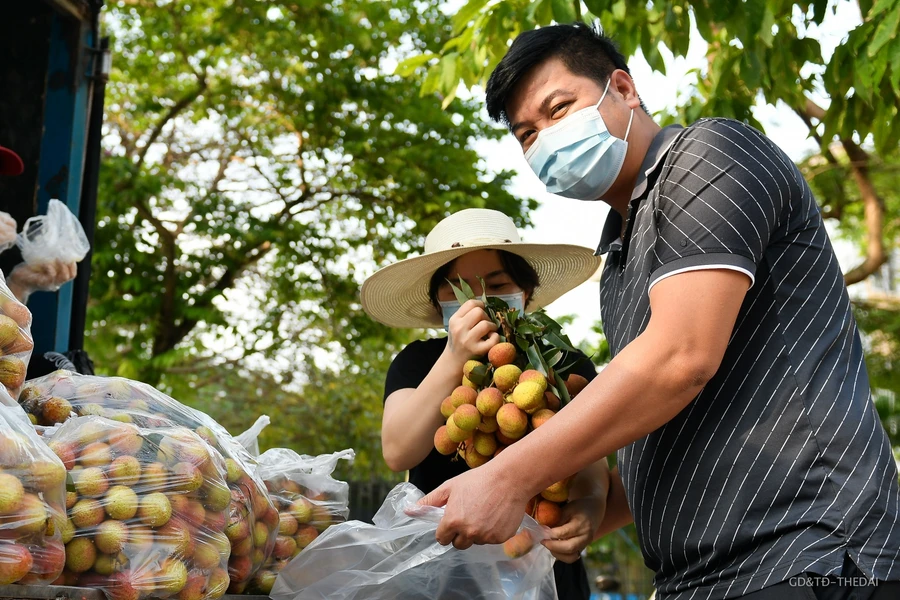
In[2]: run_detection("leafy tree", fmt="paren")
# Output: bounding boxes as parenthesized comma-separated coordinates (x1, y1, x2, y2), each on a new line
(89, 0, 532, 386)
(401, 0, 900, 287)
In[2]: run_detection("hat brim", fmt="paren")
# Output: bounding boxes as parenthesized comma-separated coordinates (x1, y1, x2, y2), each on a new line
(360, 242, 603, 329)
(0, 147, 23, 176)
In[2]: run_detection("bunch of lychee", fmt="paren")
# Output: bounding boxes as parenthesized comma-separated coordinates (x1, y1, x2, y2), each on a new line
(0, 283, 35, 400)
(247, 464, 350, 594)
(0, 403, 68, 586)
(19, 372, 279, 594)
(44, 416, 234, 600)
(432, 342, 590, 557)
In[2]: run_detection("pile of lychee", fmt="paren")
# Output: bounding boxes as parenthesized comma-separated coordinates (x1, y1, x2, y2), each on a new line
(246, 477, 346, 594)
(0, 403, 68, 586)
(45, 416, 233, 600)
(433, 341, 589, 557)
(19, 371, 279, 594)
(0, 284, 35, 400)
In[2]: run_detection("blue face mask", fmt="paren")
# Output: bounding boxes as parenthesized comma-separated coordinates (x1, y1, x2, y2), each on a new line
(439, 292, 526, 330)
(524, 78, 634, 200)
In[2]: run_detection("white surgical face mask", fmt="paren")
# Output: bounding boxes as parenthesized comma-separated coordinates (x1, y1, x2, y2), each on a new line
(439, 292, 526, 330)
(524, 78, 634, 200)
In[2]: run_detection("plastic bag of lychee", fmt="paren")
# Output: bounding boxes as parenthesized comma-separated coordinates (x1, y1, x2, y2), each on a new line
(434, 282, 594, 530)
(18, 371, 279, 593)
(270, 482, 558, 600)
(0, 273, 35, 400)
(246, 448, 354, 595)
(43, 415, 232, 600)
(0, 398, 68, 586)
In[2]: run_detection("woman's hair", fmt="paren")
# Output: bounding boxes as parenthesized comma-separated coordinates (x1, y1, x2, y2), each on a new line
(428, 250, 540, 311)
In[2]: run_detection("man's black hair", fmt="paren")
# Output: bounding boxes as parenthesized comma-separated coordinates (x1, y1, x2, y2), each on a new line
(485, 22, 643, 127)
(428, 250, 539, 311)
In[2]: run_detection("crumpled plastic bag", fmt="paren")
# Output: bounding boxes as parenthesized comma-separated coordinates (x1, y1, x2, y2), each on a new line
(43, 415, 231, 598)
(0, 399, 67, 585)
(246, 448, 354, 594)
(0, 272, 34, 400)
(235, 415, 270, 458)
(270, 482, 558, 600)
(18, 371, 278, 592)
(17, 199, 90, 269)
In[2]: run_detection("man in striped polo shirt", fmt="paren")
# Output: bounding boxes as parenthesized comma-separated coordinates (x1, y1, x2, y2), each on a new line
(419, 23, 900, 600)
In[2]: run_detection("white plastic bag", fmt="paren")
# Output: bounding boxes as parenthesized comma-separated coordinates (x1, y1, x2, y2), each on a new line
(247, 448, 354, 594)
(17, 199, 90, 266)
(236, 414, 271, 457)
(270, 483, 559, 600)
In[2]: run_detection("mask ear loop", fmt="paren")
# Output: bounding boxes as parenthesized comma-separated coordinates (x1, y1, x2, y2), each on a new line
(598, 77, 634, 142)
(623, 107, 634, 142)
(596, 77, 612, 109)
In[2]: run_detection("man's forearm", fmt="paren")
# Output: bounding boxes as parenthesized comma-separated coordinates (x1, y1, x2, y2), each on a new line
(484, 328, 711, 505)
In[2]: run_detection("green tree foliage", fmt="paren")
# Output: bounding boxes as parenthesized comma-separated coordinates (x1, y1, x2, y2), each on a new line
(90, 0, 531, 385)
(87, 0, 539, 477)
(401, 0, 900, 287)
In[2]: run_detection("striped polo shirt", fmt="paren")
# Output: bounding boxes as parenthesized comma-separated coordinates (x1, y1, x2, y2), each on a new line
(597, 118, 900, 599)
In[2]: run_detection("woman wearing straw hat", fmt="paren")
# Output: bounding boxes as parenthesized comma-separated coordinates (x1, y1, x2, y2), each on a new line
(361, 208, 608, 600)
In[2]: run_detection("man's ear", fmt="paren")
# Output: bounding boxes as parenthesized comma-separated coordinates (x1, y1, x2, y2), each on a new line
(610, 69, 639, 106)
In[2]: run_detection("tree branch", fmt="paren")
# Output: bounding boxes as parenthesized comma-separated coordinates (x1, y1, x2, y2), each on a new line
(153, 241, 274, 356)
(841, 139, 888, 286)
(135, 79, 208, 172)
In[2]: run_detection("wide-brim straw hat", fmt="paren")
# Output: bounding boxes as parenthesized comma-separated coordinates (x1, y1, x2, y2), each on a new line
(361, 208, 603, 328)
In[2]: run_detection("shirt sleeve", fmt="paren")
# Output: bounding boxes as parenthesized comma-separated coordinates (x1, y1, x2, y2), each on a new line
(383, 338, 444, 402)
(650, 118, 801, 290)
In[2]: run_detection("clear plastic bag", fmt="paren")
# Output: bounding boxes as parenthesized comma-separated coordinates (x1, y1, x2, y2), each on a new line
(16, 199, 90, 267)
(19, 371, 279, 592)
(0, 398, 67, 585)
(247, 448, 354, 594)
(0, 272, 34, 400)
(235, 415, 270, 458)
(270, 483, 558, 600)
(43, 415, 230, 598)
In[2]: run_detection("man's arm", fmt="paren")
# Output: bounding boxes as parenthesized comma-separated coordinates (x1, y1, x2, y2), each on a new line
(420, 267, 749, 548)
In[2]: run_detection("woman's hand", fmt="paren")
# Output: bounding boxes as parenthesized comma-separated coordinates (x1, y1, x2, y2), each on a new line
(541, 495, 606, 563)
(445, 299, 499, 365)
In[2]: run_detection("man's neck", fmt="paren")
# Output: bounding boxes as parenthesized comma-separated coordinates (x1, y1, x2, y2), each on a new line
(604, 116, 662, 225)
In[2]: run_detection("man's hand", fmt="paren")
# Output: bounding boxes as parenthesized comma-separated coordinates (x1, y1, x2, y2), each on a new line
(542, 495, 605, 563)
(0, 212, 16, 250)
(7, 260, 78, 302)
(418, 463, 530, 549)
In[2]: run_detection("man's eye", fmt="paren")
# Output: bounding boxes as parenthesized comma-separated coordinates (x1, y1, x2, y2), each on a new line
(520, 130, 535, 144)
(551, 103, 570, 117)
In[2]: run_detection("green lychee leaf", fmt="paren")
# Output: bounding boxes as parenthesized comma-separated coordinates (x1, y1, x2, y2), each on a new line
(544, 331, 578, 352)
(448, 279, 471, 304)
(544, 350, 563, 369)
(456, 276, 476, 300)
(557, 377, 572, 406)
(526, 344, 548, 377)
(468, 363, 491, 387)
(515, 335, 529, 351)
(476, 276, 489, 306)
(516, 323, 539, 335)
